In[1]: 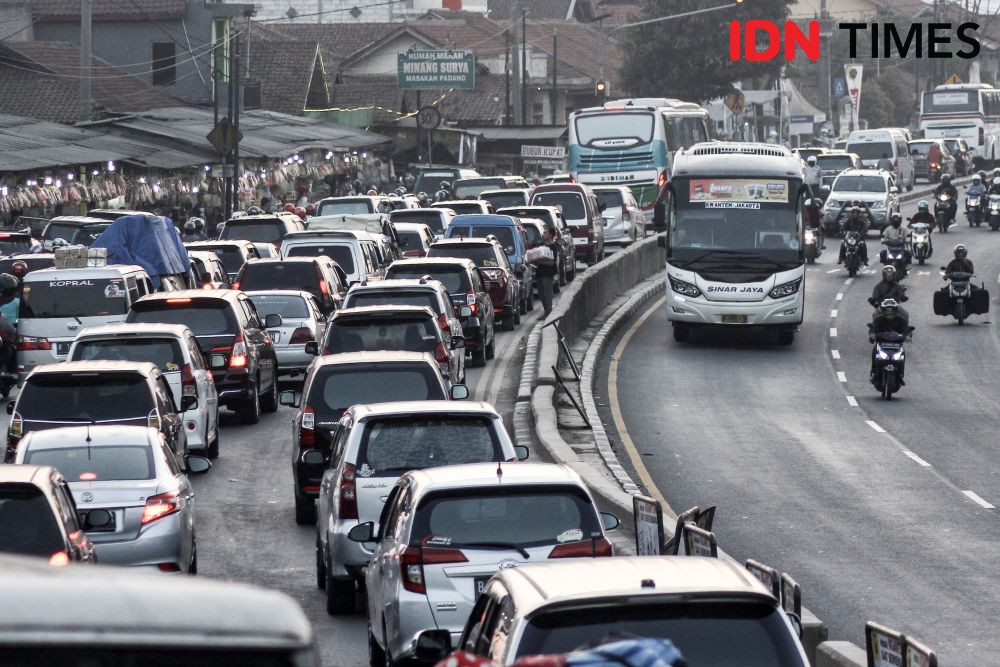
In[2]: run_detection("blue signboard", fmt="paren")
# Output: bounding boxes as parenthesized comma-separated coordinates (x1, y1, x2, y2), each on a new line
(832, 77, 847, 98)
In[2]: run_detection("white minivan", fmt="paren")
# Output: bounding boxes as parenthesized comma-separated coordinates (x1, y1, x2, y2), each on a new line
(845, 128, 915, 192)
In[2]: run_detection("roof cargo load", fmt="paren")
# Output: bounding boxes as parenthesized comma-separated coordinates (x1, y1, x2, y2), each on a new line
(91, 215, 191, 288)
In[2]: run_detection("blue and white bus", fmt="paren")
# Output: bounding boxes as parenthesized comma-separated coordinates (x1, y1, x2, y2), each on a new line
(663, 142, 806, 345)
(568, 98, 711, 210)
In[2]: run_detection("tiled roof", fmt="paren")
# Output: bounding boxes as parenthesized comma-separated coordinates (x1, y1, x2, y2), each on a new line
(488, 0, 572, 20)
(246, 42, 329, 116)
(333, 73, 506, 125)
(0, 41, 183, 123)
(261, 21, 402, 72)
(28, 0, 187, 21)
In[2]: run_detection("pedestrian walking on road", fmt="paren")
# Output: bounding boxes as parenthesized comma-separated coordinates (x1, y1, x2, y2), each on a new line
(531, 228, 559, 317)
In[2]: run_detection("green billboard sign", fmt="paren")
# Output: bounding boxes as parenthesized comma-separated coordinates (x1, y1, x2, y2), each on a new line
(397, 50, 475, 90)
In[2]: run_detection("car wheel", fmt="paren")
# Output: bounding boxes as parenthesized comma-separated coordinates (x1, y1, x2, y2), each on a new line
(261, 370, 279, 413)
(206, 427, 219, 460)
(188, 535, 197, 575)
(513, 307, 521, 326)
(295, 494, 316, 525)
(485, 333, 496, 360)
(239, 381, 261, 425)
(369, 627, 387, 667)
(526, 286, 535, 311)
(501, 312, 515, 331)
(471, 340, 487, 367)
(326, 568, 355, 615)
(316, 533, 326, 590)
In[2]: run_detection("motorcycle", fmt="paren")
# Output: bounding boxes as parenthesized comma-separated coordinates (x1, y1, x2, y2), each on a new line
(934, 192, 953, 232)
(842, 231, 863, 277)
(909, 222, 932, 265)
(881, 238, 909, 280)
(934, 271, 990, 325)
(966, 194, 984, 227)
(871, 331, 908, 400)
(804, 227, 821, 264)
(988, 194, 1000, 231)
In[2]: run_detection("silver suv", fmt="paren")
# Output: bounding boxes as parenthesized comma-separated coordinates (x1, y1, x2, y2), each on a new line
(822, 168, 900, 233)
(313, 402, 526, 615)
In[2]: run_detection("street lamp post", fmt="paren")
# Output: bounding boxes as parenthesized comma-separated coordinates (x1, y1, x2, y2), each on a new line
(597, 2, 740, 95)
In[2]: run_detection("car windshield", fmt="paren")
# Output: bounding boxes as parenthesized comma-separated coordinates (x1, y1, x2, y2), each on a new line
(532, 192, 585, 219)
(391, 211, 446, 234)
(71, 338, 184, 372)
(325, 317, 438, 354)
(318, 200, 373, 216)
(43, 223, 80, 243)
(833, 175, 887, 193)
(427, 245, 502, 267)
(221, 222, 284, 244)
(482, 192, 527, 209)
(18, 374, 153, 420)
(357, 417, 501, 475)
(449, 226, 516, 256)
(239, 263, 318, 292)
(815, 156, 853, 170)
(25, 445, 154, 481)
(192, 246, 246, 275)
(308, 363, 445, 417)
(345, 290, 440, 313)
(3, 648, 312, 666)
(415, 171, 459, 194)
(20, 278, 128, 319)
(0, 485, 65, 557)
(69, 225, 109, 246)
(411, 486, 601, 548)
(453, 179, 505, 199)
(247, 294, 309, 319)
(386, 266, 469, 294)
(128, 301, 234, 336)
(845, 141, 893, 161)
(516, 601, 805, 666)
(0, 236, 31, 255)
(285, 244, 356, 274)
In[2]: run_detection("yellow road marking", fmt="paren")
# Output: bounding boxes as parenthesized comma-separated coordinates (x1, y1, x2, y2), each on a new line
(607, 295, 677, 519)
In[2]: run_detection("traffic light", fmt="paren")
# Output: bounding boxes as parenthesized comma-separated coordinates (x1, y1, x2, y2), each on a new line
(595, 80, 607, 96)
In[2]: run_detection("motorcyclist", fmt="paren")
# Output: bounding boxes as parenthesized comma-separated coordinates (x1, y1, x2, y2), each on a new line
(804, 156, 821, 189)
(188, 217, 208, 241)
(908, 200, 936, 230)
(868, 298, 913, 384)
(837, 205, 869, 265)
(181, 220, 202, 243)
(990, 176, 1000, 196)
(416, 191, 430, 207)
(967, 174, 987, 200)
(869, 265, 908, 308)
(439, 180, 452, 196)
(803, 197, 825, 249)
(880, 212, 911, 265)
(434, 189, 449, 202)
(934, 173, 958, 222)
(944, 244, 974, 276)
(10, 260, 28, 291)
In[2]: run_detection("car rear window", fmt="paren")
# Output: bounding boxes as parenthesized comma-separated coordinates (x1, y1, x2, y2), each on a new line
(908, 142, 932, 156)
(247, 294, 309, 319)
(397, 230, 425, 251)
(356, 416, 502, 475)
(391, 211, 446, 234)
(449, 226, 516, 256)
(846, 141, 893, 161)
(193, 246, 245, 275)
(239, 263, 320, 292)
(482, 192, 527, 209)
(318, 200, 373, 216)
(221, 221, 284, 244)
(532, 192, 585, 219)
(308, 363, 445, 417)
(20, 278, 129, 319)
(71, 338, 184, 372)
(128, 300, 235, 336)
(0, 484, 64, 557)
(427, 245, 501, 267)
(815, 156, 853, 170)
(345, 290, 440, 313)
(0, 235, 31, 255)
(325, 317, 438, 354)
(453, 179, 504, 199)
(0, 256, 53, 274)
(595, 190, 625, 208)
(411, 486, 601, 548)
(69, 225, 110, 246)
(386, 266, 470, 294)
(25, 445, 154, 481)
(521, 224, 542, 246)
(18, 374, 153, 420)
(286, 244, 356, 274)
(445, 203, 487, 216)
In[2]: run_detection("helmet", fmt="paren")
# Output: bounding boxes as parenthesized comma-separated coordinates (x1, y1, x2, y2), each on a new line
(879, 298, 899, 316)
(190, 217, 205, 231)
(305, 203, 316, 215)
(439, 181, 451, 192)
(51, 238, 68, 248)
(851, 205, 861, 215)
(890, 212, 902, 226)
(973, 175, 981, 184)
(367, 189, 378, 196)
(993, 167, 999, 175)
(979, 170, 988, 180)
(417, 191, 429, 205)
(245, 206, 264, 216)
(941, 173, 951, 183)
(184, 221, 196, 232)
(807, 156, 817, 166)
(992, 178, 1000, 186)
(293, 206, 306, 219)
(435, 190, 449, 202)
(882, 265, 897, 282)
(918, 200, 929, 211)
(10, 260, 28, 278)
(283, 203, 295, 213)
(0, 273, 18, 297)
(954, 243, 968, 259)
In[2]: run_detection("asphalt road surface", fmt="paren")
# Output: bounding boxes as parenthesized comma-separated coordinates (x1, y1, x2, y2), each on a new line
(599, 196, 1000, 665)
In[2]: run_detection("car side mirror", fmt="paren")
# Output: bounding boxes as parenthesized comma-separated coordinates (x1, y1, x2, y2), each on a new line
(83, 508, 113, 530)
(301, 449, 325, 465)
(652, 201, 666, 230)
(450, 336, 465, 350)
(348, 521, 375, 542)
(181, 395, 199, 412)
(279, 390, 300, 408)
(450, 384, 469, 400)
(209, 353, 227, 370)
(600, 512, 620, 531)
(413, 629, 452, 663)
(889, 187, 899, 194)
(514, 445, 529, 461)
(6, 400, 13, 415)
(305, 341, 319, 356)
(786, 612, 804, 639)
(459, 305, 472, 317)
(264, 313, 282, 329)
(185, 455, 211, 474)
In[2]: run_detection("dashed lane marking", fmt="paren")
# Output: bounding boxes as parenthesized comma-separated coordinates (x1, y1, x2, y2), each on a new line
(830, 327, 838, 337)
(845, 277, 854, 285)
(917, 271, 929, 276)
(846, 395, 858, 406)
(903, 451, 932, 467)
(831, 349, 841, 359)
(831, 309, 838, 318)
(826, 269, 839, 274)
(866, 420, 886, 433)
(836, 292, 844, 301)
(837, 371, 847, 382)
(963, 490, 996, 509)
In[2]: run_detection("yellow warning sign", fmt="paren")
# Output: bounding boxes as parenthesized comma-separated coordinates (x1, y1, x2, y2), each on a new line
(724, 91, 746, 113)
(945, 73, 963, 85)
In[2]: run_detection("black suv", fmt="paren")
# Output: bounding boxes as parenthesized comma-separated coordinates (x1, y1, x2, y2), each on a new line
(7, 361, 192, 462)
(219, 213, 306, 247)
(234, 258, 346, 316)
(343, 278, 464, 344)
(385, 258, 496, 366)
(427, 237, 521, 331)
(184, 240, 261, 282)
(126, 290, 281, 424)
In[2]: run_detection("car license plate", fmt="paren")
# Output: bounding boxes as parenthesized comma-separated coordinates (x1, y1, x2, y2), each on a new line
(721, 315, 748, 324)
(56, 342, 70, 356)
(474, 576, 491, 596)
(268, 331, 281, 343)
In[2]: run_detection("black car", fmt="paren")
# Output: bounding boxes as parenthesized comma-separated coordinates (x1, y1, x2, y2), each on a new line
(0, 231, 35, 257)
(385, 258, 496, 366)
(233, 258, 346, 316)
(126, 290, 281, 424)
(184, 240, 262, 282)
(7, 361, 192, 462)
(427, 237, 521, 331)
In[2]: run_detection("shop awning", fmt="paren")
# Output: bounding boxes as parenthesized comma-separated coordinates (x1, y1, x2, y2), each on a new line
(471, 126, 568, 141)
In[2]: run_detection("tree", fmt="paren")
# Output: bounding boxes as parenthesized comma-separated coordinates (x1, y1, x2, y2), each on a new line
(859, 86, 894, 129)
(618, 0, 795, 103)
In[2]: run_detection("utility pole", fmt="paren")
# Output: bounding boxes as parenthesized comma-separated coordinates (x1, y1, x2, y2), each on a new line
(511, 0, 522, 124)
(81, 0, 92, 121)
(521, 7, 528, 126)
(551, 31, 558, 126)
(231, 31, 241, 216)
(504, 30, 511, 126)
(819, 0, 832, 136)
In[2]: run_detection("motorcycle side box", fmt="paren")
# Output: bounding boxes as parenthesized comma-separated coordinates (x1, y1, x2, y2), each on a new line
(971, 288, 991, 315)
(933, 290, 951, 316)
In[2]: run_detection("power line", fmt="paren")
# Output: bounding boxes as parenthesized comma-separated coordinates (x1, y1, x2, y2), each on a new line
(253, 0, 410, 23)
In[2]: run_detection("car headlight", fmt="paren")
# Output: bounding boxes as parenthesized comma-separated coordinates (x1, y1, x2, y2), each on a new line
(669, 276, 701, 297)
(768, 279, 802, 299)
(869, 201, 886, 210)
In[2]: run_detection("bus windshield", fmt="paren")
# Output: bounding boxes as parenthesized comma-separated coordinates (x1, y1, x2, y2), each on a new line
(574, 112, 654, 146)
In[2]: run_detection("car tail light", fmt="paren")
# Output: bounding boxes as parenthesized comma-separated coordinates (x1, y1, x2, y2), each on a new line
(9, 411, 22, 438)
(17, 335, 51, 351)
(319, 280, 330, 296)
(434, 342, 450, 374)
(181, 364, 197, 397)
(403, 249, 425, 257)
(548, 536, 614, 558)
(338, 462, 358, 519)
(658, 171, 667, 188)
(300, 405, 315, 446)
(48, 550, 70, 567)
(165, 298, 192, 304)
(232, 281, 240, 290)
(466, 290, 476, 305)
(621, 203, 629, 218)
(142, 491, 180, 524)
(147, 409, 160, 429)
(229, 332, 248, 368)
(157, 563, 181, 572)
(289, 327, 313, 344)
(401, 545, 468, 594)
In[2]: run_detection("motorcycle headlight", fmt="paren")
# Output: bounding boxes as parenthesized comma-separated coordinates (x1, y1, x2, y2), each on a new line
(669, 276, 701, 298)
(768, 279, 802, 299)
(804, 230, 815, 242)
(891, 350, 903, 361)
(940, 194, 951, 202)
(876, 350, 889, 360)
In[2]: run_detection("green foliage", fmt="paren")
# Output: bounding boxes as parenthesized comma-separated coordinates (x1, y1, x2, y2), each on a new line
(618, 0, 795, 103)
(859, 85, 893, 129)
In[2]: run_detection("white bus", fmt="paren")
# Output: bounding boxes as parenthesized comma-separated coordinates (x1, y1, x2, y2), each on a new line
(919, 83, 1000, 167)
(661, 142, 806, 345)
(568, 98, 711, 210)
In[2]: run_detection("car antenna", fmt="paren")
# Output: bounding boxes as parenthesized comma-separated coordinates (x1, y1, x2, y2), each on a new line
(496, 460, 503, 484)
(86, 423, 92, 460)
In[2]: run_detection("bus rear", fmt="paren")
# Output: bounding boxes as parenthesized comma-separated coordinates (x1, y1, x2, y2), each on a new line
(919, 84, 1000, 166)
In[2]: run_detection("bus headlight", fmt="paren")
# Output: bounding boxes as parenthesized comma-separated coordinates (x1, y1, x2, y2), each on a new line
(768, 279, 802, 299)
(668, 276, 701, 297)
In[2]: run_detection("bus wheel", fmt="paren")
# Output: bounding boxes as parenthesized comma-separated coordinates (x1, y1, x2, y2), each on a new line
(672, 323, 690, 343)
(777, 329, 795, 346)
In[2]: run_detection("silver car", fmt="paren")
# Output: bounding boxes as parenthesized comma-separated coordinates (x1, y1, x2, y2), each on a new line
(593, 185, 645, 246)
(246, 290, 326, 379)
(357, 462, 617, 663)
(13, 425, 210, 573)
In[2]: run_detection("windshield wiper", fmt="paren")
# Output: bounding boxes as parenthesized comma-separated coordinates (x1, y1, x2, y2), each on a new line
(455, 541, 531, 558)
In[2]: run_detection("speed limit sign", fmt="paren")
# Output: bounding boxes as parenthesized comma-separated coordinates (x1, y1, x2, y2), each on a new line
(416, 106, 442, 130)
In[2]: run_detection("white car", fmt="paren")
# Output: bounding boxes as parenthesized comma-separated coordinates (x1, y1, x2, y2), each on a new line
(593, 185, 646, 246)
(245, 290, 326, 380)
(356, 462, 618, 663)
(67, 324, 221, 458)
(821, 168, 900, 233)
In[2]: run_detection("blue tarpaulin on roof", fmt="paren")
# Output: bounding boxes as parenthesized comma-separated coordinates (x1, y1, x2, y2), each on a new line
(91, 215, 190, 288)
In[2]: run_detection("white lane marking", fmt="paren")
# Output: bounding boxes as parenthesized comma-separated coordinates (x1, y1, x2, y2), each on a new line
(836, 371, 847, 382)
(831, 349, 841, 359)
(917, 271, 929, 276)
(846, 395, 858, 406)
(866, 420, 886, 433)
(830, 327, 838, 337)
(826, 269, 839, 274)
(963, 490, 996, 509)
(845, 278, 854, 285)
(836, 292, 844, 301)
(903, 451, 932, 467)
(831, 309, 838, 318)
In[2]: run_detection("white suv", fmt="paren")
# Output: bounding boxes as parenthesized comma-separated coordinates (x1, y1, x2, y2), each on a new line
(355, 462, 619, 665)
(313, 403, 527, 615)
(821, 168, 900, 233)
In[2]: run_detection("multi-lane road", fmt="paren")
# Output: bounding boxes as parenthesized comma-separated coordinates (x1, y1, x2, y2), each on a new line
(600, 197, 1000, 665)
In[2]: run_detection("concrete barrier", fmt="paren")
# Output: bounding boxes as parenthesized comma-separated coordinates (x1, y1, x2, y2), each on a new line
(816, 641, 866, 667)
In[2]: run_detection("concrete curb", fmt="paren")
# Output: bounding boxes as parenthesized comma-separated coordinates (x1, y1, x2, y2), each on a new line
(816, 641, 866, 667)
